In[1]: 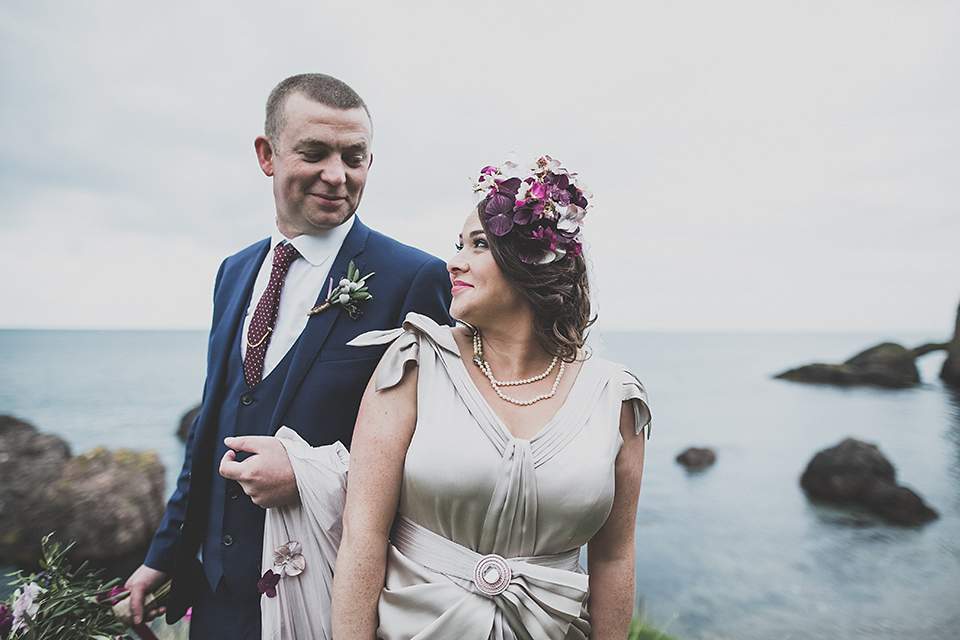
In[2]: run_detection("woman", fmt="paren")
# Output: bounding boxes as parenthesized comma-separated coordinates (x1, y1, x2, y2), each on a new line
(331, 156, 650, 640)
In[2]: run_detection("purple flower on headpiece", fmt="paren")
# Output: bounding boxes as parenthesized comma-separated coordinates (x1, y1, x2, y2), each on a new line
(484, 192, 515, 217)
(532, 225, 558, 250)
(549, 185, 571, 207)
(512, 200, 544, 226)
(473, 155, 591, 264)
(529, 180, 549, 201)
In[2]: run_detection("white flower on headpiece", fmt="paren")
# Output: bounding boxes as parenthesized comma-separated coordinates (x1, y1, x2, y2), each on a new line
(557, 216, 580, 234)
(538, 246, 567, 265)
(473, 172, 496, 192)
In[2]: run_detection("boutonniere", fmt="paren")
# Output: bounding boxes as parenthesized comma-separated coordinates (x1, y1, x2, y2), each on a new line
(307, 261, 374, 319)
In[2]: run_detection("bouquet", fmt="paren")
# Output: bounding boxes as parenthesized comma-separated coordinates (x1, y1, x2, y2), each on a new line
(1, 534, 146, 640)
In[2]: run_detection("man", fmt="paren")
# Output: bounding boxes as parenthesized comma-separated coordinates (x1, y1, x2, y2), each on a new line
(124, 74, 452, 639)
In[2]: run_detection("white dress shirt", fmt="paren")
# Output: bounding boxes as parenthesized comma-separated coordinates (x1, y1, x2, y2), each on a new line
(240, 216, 355, 378)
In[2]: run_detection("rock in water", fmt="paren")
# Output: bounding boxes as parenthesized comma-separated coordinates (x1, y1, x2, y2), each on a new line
(676, 447, 717, 470)
(0, 416, 72, 566)
(800, 438, 895, 500)
(775, 342, 920, 389)
(941, 299, 960, 387)
(0, 415, 166, 568)
(51, 447, 166, 561)
(177, 403, 202, 442)
(861, 482, 939, 526)
(800, 438, 937, 525)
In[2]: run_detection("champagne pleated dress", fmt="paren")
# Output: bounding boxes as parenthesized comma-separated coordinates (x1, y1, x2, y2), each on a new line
(348, 313, 651, 640)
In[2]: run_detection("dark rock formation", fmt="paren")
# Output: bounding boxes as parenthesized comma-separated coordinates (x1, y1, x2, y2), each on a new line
(800, 438, 894, 500)
(676, 447, 716, 470)
(860, 481, 939, 526)
(776, 342, 922, 389)
(0, 415, 72, 566)
(0, 415, 166, 568)
(800, 438, 937, 525)
(941, 299, 960, 387)
(177, 403, 202, 442)
(51, 447, 166, 561)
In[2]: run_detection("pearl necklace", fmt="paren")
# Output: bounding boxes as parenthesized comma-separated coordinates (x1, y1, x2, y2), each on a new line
(472, 330, 565, 406)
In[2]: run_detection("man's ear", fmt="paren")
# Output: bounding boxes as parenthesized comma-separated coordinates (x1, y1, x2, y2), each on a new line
(254, 136, 275, 177)
(368, 152, 374, 171)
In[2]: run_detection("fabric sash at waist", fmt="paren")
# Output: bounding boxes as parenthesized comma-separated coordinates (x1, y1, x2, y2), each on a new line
(391, 514, 581, 578)
(388, 515, 590, 639)
(390, 514, 580, 580)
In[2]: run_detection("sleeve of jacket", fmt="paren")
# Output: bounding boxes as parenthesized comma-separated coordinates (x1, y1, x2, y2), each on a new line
(143, 412, 199, 572)
(398, 256, 453, 327)
(143, 258, 227, 572)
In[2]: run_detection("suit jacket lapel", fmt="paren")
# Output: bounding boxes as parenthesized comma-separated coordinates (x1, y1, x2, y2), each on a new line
(207, 239, 269, 405)
(270, 218, 371, 431)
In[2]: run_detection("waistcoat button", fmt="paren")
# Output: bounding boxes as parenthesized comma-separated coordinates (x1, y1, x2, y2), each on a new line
(240, 393, 254, 406)
(222, 534, 234, 547)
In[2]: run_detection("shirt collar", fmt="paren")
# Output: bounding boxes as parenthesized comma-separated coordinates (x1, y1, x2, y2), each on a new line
(270, 215, 356, 266)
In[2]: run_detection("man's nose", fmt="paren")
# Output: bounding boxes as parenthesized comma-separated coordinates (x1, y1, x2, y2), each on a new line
(321, 158, 346, 186)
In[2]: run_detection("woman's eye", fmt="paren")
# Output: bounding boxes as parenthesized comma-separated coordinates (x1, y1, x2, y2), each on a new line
(473, 238, 488, 249)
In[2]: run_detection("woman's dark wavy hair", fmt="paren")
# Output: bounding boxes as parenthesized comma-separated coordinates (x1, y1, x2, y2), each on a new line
(478, 205, 594, 361)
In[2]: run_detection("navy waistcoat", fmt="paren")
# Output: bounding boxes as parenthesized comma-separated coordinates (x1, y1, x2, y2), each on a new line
(201, 327, 297, 597)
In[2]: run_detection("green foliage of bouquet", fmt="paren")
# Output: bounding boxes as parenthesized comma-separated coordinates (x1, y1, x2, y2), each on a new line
(0, 534, 131, 640)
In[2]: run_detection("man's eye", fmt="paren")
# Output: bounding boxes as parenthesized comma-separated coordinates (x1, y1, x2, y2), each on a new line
(301, 152, 322, 162)
(454, 242, 464, 251)
(345, 155, 365, 167)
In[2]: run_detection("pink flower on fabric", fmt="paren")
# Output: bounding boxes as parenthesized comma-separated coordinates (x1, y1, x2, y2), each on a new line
(257, 541, 306, 598)
(273, 541, 306, 577)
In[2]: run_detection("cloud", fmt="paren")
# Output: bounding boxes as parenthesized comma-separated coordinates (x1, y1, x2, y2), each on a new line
(1, 0, 958, 331)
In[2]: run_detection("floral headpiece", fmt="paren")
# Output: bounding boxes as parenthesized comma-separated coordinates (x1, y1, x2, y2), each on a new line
(473, 155, 591, 264)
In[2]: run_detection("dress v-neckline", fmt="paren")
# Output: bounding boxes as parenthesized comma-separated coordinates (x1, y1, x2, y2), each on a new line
(448, 340, 593, 444)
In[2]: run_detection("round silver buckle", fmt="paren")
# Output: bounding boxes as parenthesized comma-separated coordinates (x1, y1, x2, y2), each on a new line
(473, 554, 511, 596)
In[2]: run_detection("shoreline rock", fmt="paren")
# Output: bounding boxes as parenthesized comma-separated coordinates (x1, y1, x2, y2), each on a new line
(941, 299, 960, 386)
(0, 415, 166, 569)
(800, 438, 937, 526)
(177, 403, 202, 442)
(775, 342, 935, 389)
(676, 447, 717, 470)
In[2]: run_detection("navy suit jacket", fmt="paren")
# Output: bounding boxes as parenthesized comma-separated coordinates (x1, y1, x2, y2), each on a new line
(144, 218, 452, 620)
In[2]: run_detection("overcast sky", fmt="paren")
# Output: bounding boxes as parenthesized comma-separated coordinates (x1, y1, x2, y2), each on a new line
(1, 1, 958, 334)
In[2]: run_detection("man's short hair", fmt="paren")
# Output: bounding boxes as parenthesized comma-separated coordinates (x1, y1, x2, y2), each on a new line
(265, 73, 371, 142)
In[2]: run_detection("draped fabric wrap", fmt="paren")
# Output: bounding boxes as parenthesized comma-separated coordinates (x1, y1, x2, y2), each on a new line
(261, 427, 349, 640)
(386, 514, 590, 640)
(347, 313, 651, 640)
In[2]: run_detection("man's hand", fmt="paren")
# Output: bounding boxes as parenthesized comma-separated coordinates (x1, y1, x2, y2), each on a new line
(123, 564, 168, 625)
(219, 435, 299, 508)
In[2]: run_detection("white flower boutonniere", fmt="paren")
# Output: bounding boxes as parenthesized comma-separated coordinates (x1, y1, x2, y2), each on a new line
(307, 261, 374, 319)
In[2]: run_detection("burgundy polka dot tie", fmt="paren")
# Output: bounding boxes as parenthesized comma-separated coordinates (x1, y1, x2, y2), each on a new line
(243, 242, 301, 387)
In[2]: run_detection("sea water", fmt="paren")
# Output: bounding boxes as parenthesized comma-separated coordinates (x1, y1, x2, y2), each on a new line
(1, 329, 958, 639)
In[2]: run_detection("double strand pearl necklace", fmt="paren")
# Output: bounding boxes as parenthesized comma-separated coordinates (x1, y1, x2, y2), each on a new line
(472, 329, 565, 406)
